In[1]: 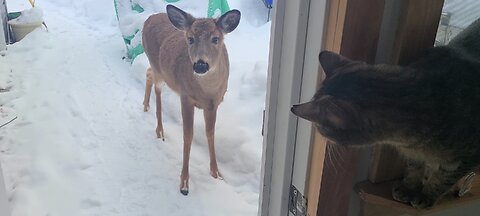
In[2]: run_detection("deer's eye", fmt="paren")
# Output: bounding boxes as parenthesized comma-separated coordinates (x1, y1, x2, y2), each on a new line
(188, 37, 195, 45)
(211, 37, 219, 44)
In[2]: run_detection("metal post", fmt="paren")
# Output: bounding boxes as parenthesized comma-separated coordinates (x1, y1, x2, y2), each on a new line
(0, 0, 8, 51)
(0, 163, 10, 216)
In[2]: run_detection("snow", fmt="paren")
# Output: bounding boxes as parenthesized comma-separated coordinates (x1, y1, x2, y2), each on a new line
(8, 7, 43, 25)
(0, 0, 270, 216)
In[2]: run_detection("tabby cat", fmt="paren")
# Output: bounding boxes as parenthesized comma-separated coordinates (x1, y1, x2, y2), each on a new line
(291, 19, 480, 209)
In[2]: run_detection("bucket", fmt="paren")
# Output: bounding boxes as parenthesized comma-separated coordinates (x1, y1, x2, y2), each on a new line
(7, 20, 42, 41)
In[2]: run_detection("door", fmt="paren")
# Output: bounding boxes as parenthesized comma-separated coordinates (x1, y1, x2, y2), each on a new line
(258, 0, 328, 215)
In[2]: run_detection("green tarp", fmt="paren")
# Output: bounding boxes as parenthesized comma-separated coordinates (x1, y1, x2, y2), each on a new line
(114, 0, 230, 62)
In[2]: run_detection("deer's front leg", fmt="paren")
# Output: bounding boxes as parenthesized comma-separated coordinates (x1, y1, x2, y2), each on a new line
(204, 107, 223, 180)
(154, 84, 165, 140)
(180, 96, 195, 195)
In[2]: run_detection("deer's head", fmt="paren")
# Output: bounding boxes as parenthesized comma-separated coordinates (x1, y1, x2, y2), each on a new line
(166, 5, 241, 75)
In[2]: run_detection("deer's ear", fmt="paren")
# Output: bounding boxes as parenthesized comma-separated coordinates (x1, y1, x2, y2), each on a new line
(216, 10, 241, 34)
(318, 51, 353, 78)
(166, 5, 194, 31)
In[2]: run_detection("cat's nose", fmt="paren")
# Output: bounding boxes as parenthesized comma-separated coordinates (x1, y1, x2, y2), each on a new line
(291, 105, 300, 115)
(291, 104, 306, 119)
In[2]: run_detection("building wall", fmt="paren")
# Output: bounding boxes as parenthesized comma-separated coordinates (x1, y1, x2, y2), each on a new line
(436, 0, 480, 45)
(443, 0, 480, 28)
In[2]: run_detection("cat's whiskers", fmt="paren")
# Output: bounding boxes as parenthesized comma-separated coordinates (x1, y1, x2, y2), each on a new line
(326, 142, 348, 175)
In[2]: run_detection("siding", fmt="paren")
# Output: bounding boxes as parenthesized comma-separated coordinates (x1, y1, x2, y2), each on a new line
(443, 0, 480, 28)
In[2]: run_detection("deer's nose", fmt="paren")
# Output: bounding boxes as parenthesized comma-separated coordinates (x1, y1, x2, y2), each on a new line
(193, 60, 209, 74)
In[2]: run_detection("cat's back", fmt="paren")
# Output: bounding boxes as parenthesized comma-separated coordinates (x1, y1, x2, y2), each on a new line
(408, 20, 480, 143)
(447, 18, 480, 60)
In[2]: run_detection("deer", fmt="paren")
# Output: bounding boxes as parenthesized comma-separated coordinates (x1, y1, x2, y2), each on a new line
(141, 5, 241, 195)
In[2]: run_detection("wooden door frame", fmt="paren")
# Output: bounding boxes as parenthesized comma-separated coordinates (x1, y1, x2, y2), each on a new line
(259, 0, 388, 215)
(369, 0, 445, 185)
(315, 0, 444, 215)
(259, 0, 444, 215)
(315, 1, 386, 216)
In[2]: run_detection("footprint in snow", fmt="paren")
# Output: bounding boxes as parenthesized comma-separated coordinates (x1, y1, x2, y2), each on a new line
(80, 198, 102, 208)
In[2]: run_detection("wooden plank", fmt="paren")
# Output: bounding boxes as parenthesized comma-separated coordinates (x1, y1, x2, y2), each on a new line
(306, 131, 327, 216)
(368, 0, 445, 183)
(305, 0, 344, 215)
(368, 145, 405, 183)
(316, 142, 358, 216)
(357, 172, 480, 216)
(392, 0, 444, 65)
(340, 0, 385, 64)
(316, 0, 385, 215)
(361, 203, 405, 216)
(324, 0, 347, 53)
(308, 1, 346, 215)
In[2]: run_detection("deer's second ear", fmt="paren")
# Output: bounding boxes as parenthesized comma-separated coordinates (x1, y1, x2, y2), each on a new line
(166, 5, 194, 31)
(216, 10, 241, 33)
(318, 51, 353, 78)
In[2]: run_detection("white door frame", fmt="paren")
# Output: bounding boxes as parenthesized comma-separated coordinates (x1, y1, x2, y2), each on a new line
(259, 0, 328, 215)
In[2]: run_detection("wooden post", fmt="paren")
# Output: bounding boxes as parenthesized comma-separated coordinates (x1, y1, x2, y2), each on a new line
(314, 0, 444, 215)
(392, 0, 445, 66)
(368, 0, 444, 184)
(316, 0, 385, 215)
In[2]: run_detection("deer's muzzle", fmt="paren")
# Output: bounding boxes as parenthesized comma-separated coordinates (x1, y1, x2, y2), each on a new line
(193, 60, 209, 74)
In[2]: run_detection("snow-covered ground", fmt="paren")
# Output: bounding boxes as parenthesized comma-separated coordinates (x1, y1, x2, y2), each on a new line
(0, 0, 270, 215)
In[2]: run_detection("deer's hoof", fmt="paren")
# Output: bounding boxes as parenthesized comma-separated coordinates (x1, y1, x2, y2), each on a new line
(210, 170, 224, 180)
(180, 180, 189, 195)
(156, 128, 165, 141)
(180, 188, 189, 196)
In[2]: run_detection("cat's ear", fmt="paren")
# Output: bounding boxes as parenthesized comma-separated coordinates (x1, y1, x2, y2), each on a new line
(291, 101, 319, 123)
(319, 51, 353, 78)
(292, 97, 352, 129)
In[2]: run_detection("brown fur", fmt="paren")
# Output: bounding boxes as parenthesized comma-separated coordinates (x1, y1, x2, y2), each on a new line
(142, 5, 240, 195)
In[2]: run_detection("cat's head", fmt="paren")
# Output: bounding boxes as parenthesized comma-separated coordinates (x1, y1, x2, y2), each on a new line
(291, 51, 387, 146)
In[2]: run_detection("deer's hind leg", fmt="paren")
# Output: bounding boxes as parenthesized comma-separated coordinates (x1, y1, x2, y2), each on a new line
(154, 82, 165, 140)
(143, 67, 154, 112)
(153, 72, 165, 141)
(144, 67, 165, 140)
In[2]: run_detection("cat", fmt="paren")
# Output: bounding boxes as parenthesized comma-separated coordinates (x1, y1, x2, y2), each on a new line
(291, 18, 480, 209)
